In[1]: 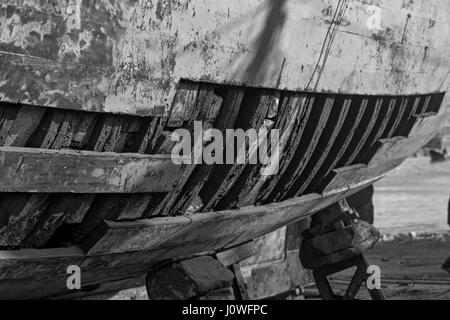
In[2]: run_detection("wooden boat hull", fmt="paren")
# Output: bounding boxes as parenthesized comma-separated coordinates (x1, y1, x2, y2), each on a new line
(0, 118, 445, 299)
(0, 0, 449, 299)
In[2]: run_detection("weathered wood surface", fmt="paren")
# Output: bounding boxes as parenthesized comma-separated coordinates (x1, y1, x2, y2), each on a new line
(0, 188, 350, 300)
(238, 93, 310, 207)
(201, 90, 274, 212)
(303, 98, 366, 194)
(169, 88, 245, 215)
(272, 97, 335, 201)
(347, 98, 385, 165)
(294, 97, 352, 197)
(216, 241, 258, 267)
(29, 115, 136, 247)
(238, 250, 311, 300)
(146, 256, 235, 300)
(0, 110, 442, 299)
(0, 108, 69, 247)
(152, 85, 226, 217)
(82, 189, 364, 256)
(0, 147, 186, 193)
(81, 118, 442, 256)
(1, 0, 450, 116)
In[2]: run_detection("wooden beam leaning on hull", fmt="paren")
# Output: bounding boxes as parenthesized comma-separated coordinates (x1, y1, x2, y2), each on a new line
(0, 147, 187, 193)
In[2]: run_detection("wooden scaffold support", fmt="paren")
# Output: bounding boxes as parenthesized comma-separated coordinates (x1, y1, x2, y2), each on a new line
(300, 200, 384, 300)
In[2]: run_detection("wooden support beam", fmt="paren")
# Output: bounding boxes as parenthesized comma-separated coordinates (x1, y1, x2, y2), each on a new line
(146, 256, 235, 300)
(0, 147, 186, 193)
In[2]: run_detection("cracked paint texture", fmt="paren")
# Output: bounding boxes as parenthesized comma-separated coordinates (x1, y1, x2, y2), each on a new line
(0, 0, 449, 118)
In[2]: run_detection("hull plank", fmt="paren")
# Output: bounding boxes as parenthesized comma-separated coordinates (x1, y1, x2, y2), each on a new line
(249, 95, 312, 205)
(395, 97, 422, 137)
(0, 147, 186, 193)
(386, 97, 410, 138)
(41, 116, 135, 244)
(294, 98, 352, 197)
(304, 98, 366, 194)
(271, 97, 335, 201)
(93, 82, 202, 221)
(352, 98, 389, 163)
(202, 90, 274, 212)
(0, 108, 69, 246)
(1, 105, 46, 147)
(0, 106, 21, 144)
(82, 194, 340, 256)
(154, 85, 224, 217)
(168, 88, 245, 215)
(346, 98, 384, 165)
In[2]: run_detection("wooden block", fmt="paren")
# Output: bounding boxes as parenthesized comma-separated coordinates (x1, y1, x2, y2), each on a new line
(146, 256, 234, 300)
(237, 250, 313, 300)
(216, 241, 258, 267)
(166, 82, 199, 128)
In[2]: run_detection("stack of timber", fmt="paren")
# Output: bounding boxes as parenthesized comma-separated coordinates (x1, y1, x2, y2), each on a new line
(0, 0, 449, 299)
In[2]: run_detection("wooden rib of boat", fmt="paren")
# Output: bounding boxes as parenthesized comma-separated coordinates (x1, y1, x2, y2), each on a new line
(0, 0, 449, 299)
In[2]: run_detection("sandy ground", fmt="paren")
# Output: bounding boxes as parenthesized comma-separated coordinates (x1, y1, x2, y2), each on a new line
(97, 236, 450, 300)
(356, 148, 450, 300)
(327, 236, 450, 300)
(374, 156, 450, 235)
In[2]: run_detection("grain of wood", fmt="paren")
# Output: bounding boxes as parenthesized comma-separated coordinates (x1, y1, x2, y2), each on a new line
(0, 147, 185, 193)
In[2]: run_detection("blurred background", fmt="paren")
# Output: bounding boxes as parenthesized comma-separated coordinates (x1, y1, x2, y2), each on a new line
(374, 124, 450, 237)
